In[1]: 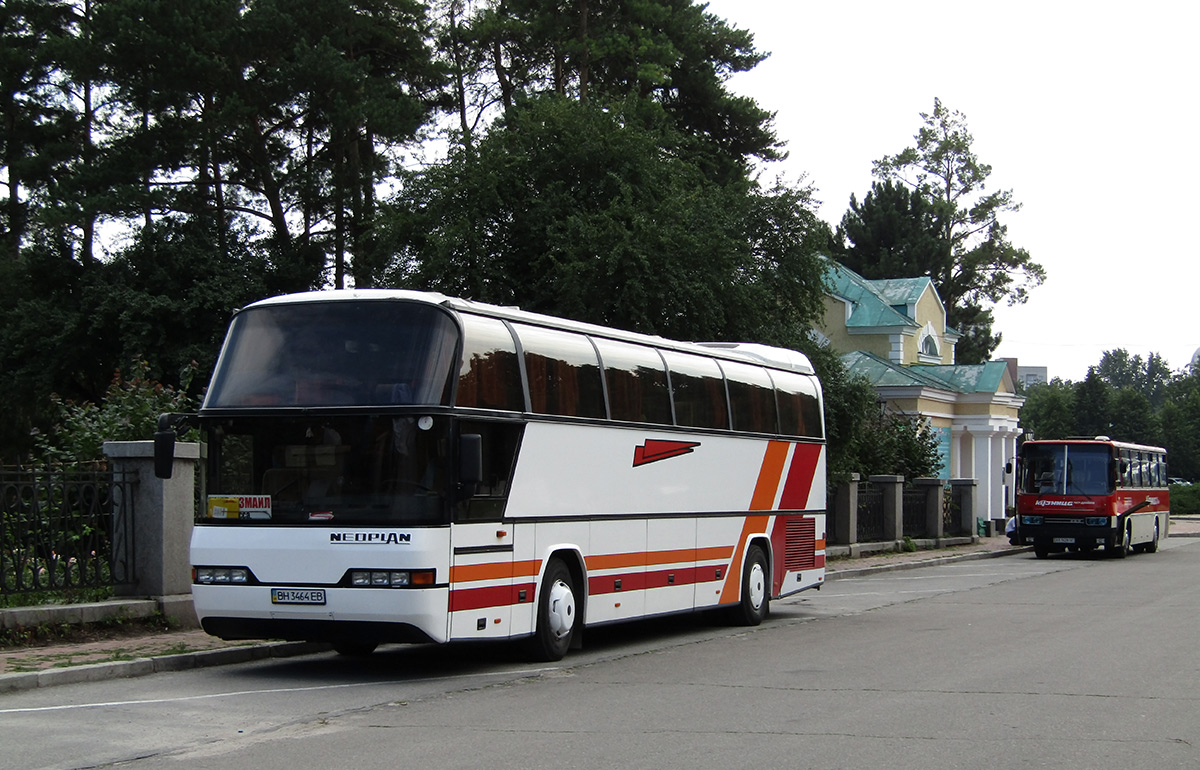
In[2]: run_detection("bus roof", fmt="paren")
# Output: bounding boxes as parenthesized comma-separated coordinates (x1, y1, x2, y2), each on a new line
(244, 289, 817, 375)
(1022, 438, 1167, 454)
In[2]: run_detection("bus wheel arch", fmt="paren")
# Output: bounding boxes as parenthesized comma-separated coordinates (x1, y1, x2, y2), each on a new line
(1110, 520, 1132, 558)
(732, 540, 770, 626)
(527, 551, 585, 661)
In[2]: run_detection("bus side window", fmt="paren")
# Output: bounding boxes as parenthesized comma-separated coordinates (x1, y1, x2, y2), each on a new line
(456, 315, 524, 412)
(661, 351, 729, 430)
(454, 421, 523, 522)
(513, 324, 605, 419)
(721, 360, 778, 434)
(594, 338, 672, 425)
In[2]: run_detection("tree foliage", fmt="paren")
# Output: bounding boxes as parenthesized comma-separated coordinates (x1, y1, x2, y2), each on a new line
(1018, 348, 1199, 480)
(0, 0, 939, 484)
(837, 99, 1046, 363)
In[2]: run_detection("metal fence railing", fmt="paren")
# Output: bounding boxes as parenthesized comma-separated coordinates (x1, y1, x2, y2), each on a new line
(0, 468, 137, 597)
(944, 483, 968, 536)
(902, 485, 929, 538)
(856, 482, 884, 542)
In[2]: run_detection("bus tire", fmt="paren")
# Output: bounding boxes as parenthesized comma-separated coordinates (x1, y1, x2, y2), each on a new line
(1110, 523, 1131, 559)
(528, 558, 577, 662)
(1033, 546, 1049, 559)
(732, 544, 769, 626)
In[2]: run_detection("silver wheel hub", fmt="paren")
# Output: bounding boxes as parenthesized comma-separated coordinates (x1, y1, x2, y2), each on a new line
(747, 562, 766, 611)
(547, 579, 575, 639)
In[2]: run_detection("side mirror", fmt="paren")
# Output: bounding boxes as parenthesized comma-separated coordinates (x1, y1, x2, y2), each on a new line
(1004, 461, 1013, 474)
(154, 413, 195, 479)
(459, 433, 483, 496)
(154, 428, 177, 479)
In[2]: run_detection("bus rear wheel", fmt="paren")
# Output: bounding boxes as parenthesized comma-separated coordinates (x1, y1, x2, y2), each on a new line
(731, 544, 769, 626)
(527, 558, 577, 662)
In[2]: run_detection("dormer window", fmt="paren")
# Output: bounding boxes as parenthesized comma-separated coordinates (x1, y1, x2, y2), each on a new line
(918, 324, 941, 363)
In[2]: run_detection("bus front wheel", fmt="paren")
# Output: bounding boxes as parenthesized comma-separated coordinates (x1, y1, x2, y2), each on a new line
(528, 558, 577, 662)
(1110, 523, 1131, 559)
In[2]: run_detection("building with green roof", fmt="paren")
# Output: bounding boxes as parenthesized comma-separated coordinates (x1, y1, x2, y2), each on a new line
(817, 259, 1023, 523)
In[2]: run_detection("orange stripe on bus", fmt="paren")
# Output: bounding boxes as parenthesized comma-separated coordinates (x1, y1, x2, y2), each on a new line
(586, 552, 647, 571)
(587, 545, 736, 572)
(719, 515, 769, 604)
(450, 559, 541, 583)
(750, 441, 790, 511)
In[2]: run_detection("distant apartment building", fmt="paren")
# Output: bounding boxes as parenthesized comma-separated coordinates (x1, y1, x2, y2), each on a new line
(998, 360, 1048, 389)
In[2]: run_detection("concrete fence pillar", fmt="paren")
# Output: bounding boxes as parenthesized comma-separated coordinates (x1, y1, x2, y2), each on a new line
(914, 478, 945, 541)
(830, 473, 860, 545)
(870, 475, 904, 542)
(103, 440, 200, 624)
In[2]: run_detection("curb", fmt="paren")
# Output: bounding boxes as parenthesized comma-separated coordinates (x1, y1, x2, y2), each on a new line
(826, 545, 1034, 581)
(0, 640, 330, 694)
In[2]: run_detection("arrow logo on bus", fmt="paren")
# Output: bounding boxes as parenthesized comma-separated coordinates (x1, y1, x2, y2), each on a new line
(633, 439, 701, 467)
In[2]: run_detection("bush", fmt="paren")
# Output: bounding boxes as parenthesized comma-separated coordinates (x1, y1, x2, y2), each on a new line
(1171, 484, 1200, 515)
(31, 359, 198, 466)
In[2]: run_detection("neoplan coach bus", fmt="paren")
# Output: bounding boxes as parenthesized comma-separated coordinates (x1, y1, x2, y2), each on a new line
(155, 290, 828, 661)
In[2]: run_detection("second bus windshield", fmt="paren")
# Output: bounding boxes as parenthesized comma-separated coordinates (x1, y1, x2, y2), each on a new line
(1020, 444, 1113, 496)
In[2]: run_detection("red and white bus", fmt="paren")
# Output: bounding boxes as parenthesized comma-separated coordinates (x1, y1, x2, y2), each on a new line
(1014, 438, 1169, 559)
(158, 290, 827, 660)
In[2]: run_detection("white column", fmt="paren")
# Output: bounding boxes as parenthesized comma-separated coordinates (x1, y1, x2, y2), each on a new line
(972, 431, 994, 521)
(990, 433, 1006, 520)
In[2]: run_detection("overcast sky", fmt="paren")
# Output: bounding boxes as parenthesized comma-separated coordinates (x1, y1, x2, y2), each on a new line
(703, 0, 1198, 381)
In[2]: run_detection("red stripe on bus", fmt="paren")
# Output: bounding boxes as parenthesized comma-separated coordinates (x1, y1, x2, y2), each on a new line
(779, 443, 822, 510)
(448, 582, 537, 612)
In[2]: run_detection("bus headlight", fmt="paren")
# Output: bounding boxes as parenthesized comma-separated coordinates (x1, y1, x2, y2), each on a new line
(1085, 517, 1109, 526)
(1021, 515, 1043, 525)
(194, 566, 252, 584)
(348, 569, 435, 588)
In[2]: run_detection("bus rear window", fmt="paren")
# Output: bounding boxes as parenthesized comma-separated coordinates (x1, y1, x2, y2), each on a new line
(205, 301, 457, 408)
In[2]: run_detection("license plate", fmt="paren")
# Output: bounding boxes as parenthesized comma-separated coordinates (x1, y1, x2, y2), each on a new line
(271, 588, 326, 605)
(1053, 537, 1075, 544)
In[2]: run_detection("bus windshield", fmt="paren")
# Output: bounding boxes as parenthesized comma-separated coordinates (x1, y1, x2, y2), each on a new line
(204, 415, 451, 525)
(1019, 443, 1113, 497)
(205, 301, 459, 408)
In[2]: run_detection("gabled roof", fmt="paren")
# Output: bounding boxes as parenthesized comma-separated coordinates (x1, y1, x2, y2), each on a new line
(823, 258, 962, 339)
(842, 350, 1012, 395)
(824, 261, 921, 330)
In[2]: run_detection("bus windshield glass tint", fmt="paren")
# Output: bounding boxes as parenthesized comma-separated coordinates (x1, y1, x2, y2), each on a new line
(203, 415, 450, 525)
(1019, 444, 1113, 496)
(205, 301, 458, 408)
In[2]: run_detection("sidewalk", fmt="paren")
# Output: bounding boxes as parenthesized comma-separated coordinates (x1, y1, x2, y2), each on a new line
(4, 517, 1198, 693)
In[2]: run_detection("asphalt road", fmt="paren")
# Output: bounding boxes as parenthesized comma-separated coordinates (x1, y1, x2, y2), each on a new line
(2, 540, 1198, 770)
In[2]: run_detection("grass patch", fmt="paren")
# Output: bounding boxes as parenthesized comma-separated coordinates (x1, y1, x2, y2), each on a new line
(0, 612, 175, 650)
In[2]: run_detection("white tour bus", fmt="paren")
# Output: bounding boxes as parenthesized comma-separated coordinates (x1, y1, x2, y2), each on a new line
(156, 290, 827, 660)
